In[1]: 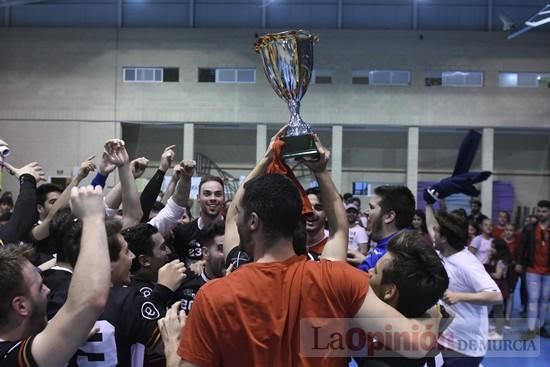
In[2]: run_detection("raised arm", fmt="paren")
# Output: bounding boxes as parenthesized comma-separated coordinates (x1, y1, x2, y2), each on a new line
(31, 156, 96, 241)
(104, 139, 144, 228)
(31, 186, 110, 367)
(300, 134, 348, 261)
(140, 145, 175, 221)
(223, 126, 287, 258)
(148, 160, 195, 236)
(425, 203, 438, 244)
(0, 162, 45, 243)
(355, 286, 442, 359)
(162, 163, 182, 205)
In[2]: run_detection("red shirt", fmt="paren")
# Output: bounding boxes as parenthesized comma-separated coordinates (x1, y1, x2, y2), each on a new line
(527, 224, 550, 275)
(178, 256, 370, 367)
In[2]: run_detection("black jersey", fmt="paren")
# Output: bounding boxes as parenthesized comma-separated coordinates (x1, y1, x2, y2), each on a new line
(173, 219, 202, 265)
(67, 284, 172, 367)
(0, 337, 38, 367)
(175, 271, 213, 314)
(42, 266, 72, 319)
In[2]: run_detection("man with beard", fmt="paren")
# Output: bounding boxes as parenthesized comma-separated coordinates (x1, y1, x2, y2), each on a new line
(175, 134, 440, 367)
(303, 187, 328, 258)
(516, 199, 550, 339)
(0, 185, 111, 367)
(173, 176, 225, 267)
(467, 198, 488, 226)
(59, 214, 186, 367)
(347, 185, 415, 272)
(177, 219, 226, 314)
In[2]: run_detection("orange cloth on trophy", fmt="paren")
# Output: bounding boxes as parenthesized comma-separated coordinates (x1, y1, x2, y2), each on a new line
(266, 137, 313, 216)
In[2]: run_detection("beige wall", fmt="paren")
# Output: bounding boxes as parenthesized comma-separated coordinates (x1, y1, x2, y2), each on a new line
(1, 28, 549, 208)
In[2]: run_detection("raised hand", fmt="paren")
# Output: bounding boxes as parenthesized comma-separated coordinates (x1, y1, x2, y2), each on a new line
(171, 162, 183, 181)
(76, 156, 97, 181)
(130, 157, 149, 178)
(158, 259, 187, 291)
(157, 301, 186, 366)
(179, 160, 196, 180)
(98, 151, 117, 176)
(70, 185, 105, 220)
(159, 145, 176, 172)
(263, 124, 288, 161)
(104, 139, 129, 167)
(2, 161, 46, 183)
(298, 133, 330, 173)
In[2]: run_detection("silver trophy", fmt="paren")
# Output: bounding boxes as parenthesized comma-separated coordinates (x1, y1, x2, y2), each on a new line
(255, 30, 320, 160)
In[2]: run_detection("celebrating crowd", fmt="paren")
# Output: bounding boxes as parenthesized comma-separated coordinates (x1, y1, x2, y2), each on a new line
(0, 130, 548, 367)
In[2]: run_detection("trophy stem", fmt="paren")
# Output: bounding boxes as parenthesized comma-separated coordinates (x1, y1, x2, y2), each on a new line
(287, 100, 311, 137)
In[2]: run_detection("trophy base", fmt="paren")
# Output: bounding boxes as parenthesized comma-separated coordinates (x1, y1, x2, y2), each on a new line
(281, 135, 320, 160)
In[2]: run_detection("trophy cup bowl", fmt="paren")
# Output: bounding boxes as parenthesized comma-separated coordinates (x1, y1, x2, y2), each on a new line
(255, 30, 320, 160)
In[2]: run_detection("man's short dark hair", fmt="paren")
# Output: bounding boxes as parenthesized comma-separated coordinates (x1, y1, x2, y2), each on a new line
(436, 212, 468, 251)
(471, 199, 482, 207)
(197, 219, 225, 248)
(123, 223, 159, 272)
(382, 231, 449, 318)
(305, 187, 321, 197)
(50, 208, 80, 265)
(0, 194, 13, 207)
(199, 175, 225, 194)
(36, 183, 63, 206)
(68, 218, 123, 268)
(537, 200, 550, 209)
(242, 174, 302, 242)
(374, 185, 415, 230)
(0, 243, 35, 328)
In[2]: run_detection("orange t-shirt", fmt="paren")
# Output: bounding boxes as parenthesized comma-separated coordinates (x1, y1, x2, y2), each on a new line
(177, 256, 369, 367)
(526, 224, 550, 275)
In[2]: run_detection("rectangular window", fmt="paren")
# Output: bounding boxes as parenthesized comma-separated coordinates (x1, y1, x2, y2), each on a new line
(123, 67, 179, 83)
(425, 70, 484, 87)
(352, 69, 410, 86)
(312, 69, 333, 84)
(499, 72, 550, 88)
(199, 68, 256, 84)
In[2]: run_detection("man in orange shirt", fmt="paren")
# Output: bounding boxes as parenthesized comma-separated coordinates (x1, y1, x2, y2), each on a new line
(516, 200, 550, 339)
(172, 133, 440, 367)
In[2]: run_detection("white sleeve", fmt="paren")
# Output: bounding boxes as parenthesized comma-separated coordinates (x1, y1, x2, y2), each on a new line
(470, 235, 481, 249)
(357, 227, 368, 243)
(148, 197, 186, 237)
(104, 200, 118, 219)
(466, 259, 500, 293)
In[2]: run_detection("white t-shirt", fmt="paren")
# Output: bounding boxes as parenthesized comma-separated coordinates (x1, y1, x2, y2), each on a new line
(348, 224, 368, 252)
(438, 249, 500, 357)
(469, 235, 493, 264)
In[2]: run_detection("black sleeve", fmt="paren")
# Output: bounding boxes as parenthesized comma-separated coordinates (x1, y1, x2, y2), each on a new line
(121, 289, 167, 349)
(0, 336, 39, 367)
(139, 169, 166, 222)
(0, 174, 38, 244)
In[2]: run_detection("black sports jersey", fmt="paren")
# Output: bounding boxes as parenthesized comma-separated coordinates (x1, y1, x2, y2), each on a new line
(0, 337, 38, 367)
(67, 284, 172, 367)
(42, 266, 72, 319)
(129, 275, 155, 299)
(173, 219, 203, 265)
(175, 271, 211, 314)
